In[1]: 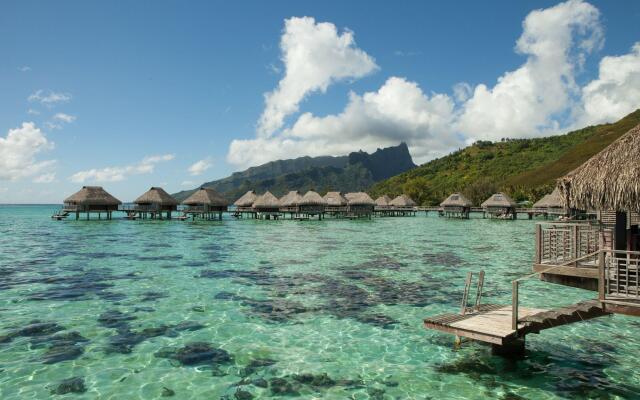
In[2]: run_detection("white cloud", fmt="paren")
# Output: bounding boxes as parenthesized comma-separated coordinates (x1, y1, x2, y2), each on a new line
(28, 90, 72, 106)
(70, 154, 175, 183)
(0, 122, 56, 181)
(181, 180, 196, 186)
(258, 16, 378, 135)
(456, 0, 602, 141)
(188, 158, 213, 176)
(27, 109, 40, 115)
(229, 77, 457, 166)
(33, 172, 56, 183)
(227, 1, 639, 169)
(19, 66, 31, 72)
(576, 42, 640, 126)
(53, 113, 76, 123)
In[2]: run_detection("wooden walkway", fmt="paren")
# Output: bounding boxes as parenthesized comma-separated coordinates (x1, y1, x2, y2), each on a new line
(424, 304, 546, 345)
(424, 300, 609, 348)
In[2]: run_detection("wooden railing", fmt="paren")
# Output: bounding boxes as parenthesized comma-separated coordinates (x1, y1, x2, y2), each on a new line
(601, 250, 640, 301)
(535, 222, 599, 267)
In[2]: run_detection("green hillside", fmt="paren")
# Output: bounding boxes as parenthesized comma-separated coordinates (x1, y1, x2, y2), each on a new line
(370, 109, 640, 206)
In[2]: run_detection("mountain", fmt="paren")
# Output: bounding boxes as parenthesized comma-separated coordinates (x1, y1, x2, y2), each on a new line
(369, 109, 640, 206)
(173, 143, 417, 202)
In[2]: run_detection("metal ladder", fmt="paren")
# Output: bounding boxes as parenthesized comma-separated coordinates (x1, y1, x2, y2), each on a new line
(460, 270, 485, 316)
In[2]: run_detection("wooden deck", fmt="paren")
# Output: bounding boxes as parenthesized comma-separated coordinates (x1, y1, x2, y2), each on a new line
(424, 304, 546, 345)
(424, 300, 609, 349)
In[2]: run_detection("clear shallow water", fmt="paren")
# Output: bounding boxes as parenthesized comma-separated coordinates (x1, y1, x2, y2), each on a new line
(0, 205, 639, 399)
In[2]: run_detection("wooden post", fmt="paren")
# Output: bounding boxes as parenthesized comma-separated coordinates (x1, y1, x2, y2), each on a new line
(535, 224, 542, 264)
(512, 281, 519, 330)
(598, 250, 605, 301)
(572, 225, 579, 266)
(474, 270, 485, 310)
(461, 272, 472, 315)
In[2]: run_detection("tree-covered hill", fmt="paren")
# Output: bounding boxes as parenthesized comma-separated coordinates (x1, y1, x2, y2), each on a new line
(369, 109, 640, 206)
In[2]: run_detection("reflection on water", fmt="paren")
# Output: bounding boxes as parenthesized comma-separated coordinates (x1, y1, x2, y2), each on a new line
(0, 205, 638, 399)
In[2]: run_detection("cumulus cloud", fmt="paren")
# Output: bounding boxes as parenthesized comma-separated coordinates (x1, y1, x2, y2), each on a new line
(576, 42, 640, 126)
(28, 90, 72, 106)
(227, 1, 639, 170)
(70, 154, 175, 183)
(0, 122, 56, 181)
(230, 77, 457, 166)
(53, 113, 76, 123)
(258, 16, 378, 135)
(456, 0, 603, 141)
(188, 158, 213, 176)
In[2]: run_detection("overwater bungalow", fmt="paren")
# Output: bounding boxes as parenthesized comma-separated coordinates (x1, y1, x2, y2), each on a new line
(324, 191, 348, 216)
(181, 187, 228, 220)
(374, 195, 391, 216)
(253, 191, 281, 219)
(346, 192, 375, 219)
(59, 186, 121, 220)
(389, 194, 417, 216)
(440, 192, 473, 219)
(298, 190, 326, 219)
(424, 123, 640, 356)
(279, 191, 302, 216)
(531, 188, 569, 219)
(481, 192, 517, 219)
(124, 187, 178, 220)
(233, 190, 257, 218)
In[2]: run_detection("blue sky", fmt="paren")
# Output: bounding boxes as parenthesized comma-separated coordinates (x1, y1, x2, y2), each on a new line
(1, 0, 639, 203)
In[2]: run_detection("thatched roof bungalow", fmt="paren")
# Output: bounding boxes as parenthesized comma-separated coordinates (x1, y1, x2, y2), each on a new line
(558, 124, 640, 214)
(481, 192, 517, 219)
(64, 186, 121, 211)
(134, 187, 178, 211)
(324, 191, 348, 213)
(375, 195, 391, 210)
(182, 187, 228, 212)
(557, 123, 640, 250)
(298, 190, 326, 217)
(532, 188, 567, 216)
(440, 192, 473, 218)
(234, 190, 257, 211)
(389, 194, 417, 209)
(346, 192, 375, 218)
(253, 191, 281, 217)
(279, 191, 302, 212)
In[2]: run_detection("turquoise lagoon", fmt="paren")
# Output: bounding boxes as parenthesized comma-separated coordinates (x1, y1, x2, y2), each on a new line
(0, 205, 639, 399)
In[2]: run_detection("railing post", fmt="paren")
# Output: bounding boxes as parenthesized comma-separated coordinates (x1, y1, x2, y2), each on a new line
(512, 280, 519, 330)
(535, 224, 542, 264)
(572, 225, 579, 267)
(461, 272, 472, 315)
(598, 251, 605, 301)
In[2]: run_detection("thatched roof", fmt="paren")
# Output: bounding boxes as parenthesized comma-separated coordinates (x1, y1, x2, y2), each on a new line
(253, 191, 280, 209)
(234, 190, 257, 207)
(346, 192, 375, 206)
(558, 123, 640, 212)
(299, 190, 326, 206)
(134, 187, 178, 206)
(389, 194, 416, 207)
(440, 192, 473, 207)
(481, 192, 517, 208)
(279, 191, 302, 207)
(324, 191, 347, 206)
(182, 187, 228, 206)
(375, 195, 391, 207)
(532, 188, 564, 209)
(64, 186, 121, 205)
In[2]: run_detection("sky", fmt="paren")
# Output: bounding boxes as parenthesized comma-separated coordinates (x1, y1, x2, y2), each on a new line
(1, 0, 639, 203)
